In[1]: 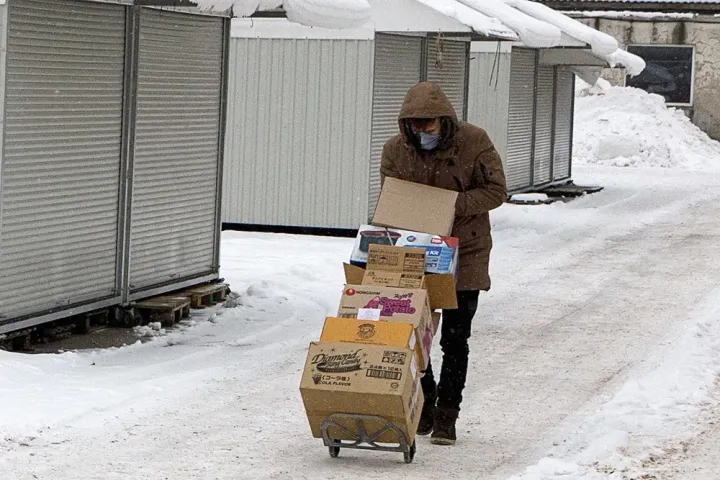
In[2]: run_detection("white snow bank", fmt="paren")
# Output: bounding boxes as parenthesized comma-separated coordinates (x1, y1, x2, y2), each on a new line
(456, 0, 562, 48)
(415, 0, 519, 40)
(574, 81, 720, 172)
(502, 0, 618, 56)
(512, 292, 720, 479)
(192, 0, 372, 28)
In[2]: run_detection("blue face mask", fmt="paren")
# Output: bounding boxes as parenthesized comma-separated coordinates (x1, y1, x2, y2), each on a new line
(415, 132, 441, 150)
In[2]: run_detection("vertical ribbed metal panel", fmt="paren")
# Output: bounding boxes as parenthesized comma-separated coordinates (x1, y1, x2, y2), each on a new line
(369, 34, 423, 219)
(0, 2, 7, 181)
(554, 67, 573, 181)
(506, 48, 536, 192)
(426, 38, 469, 121)
(0, 0, 125, 319)
(130, 9, 223, 291)
(533, 65, 554, 186)
(222, 37, 374, 229)
(467, 51, 510, 164)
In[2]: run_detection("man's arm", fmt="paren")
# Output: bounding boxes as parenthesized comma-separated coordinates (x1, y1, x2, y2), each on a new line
(455, 133, 508, 216)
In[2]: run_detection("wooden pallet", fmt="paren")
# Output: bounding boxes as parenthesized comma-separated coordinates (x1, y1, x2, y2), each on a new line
(184, 283, 229, 309)
(134, 295, 191, 327)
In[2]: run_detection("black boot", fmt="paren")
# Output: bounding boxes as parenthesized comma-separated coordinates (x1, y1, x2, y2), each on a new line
(431, 407, 459, 445)
(417, 386, 437, 436)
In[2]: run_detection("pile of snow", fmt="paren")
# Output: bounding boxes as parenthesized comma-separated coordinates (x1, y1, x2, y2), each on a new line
(192, 0, 372, 29)
(133, 322, 166, 338)
(574, 79, 720, 172)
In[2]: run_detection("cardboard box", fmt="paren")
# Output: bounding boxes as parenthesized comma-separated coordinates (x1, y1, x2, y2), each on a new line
(320, 317, 417, 352)
(351, 225, 459, 277)
(300, 342, 424, 445)
(362, 245, 426, 289)
(337, 286, 433, 370)
(373, 177, 459, 237)
(344, 244, 458, 311)
(334, 285, 435, 372)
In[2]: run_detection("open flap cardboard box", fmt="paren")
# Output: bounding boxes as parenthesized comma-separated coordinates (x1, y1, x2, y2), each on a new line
(373, 177, 458, 237)
(344, 245, 457, 310)
(299, 342, 423, 445)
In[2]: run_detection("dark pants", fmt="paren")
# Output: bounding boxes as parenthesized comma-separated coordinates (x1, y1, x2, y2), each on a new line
(421, 290, 480, 412)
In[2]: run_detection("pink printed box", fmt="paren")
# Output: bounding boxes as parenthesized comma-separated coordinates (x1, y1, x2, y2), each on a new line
(337, 285, 434, 370)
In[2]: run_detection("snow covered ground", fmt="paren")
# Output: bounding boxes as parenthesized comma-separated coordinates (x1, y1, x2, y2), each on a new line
(1, 85, 720, 479)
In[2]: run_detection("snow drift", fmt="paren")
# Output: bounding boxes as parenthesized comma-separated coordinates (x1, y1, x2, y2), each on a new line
(574, 80, 720, 172)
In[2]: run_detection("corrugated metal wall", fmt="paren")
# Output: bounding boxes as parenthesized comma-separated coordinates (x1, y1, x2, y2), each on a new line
(369, 34, 424, 219)
(0, 2, 7, 178)
(467, 50, 511, 162)
(0, 1, 228, 333)
(533, 65, 555, 185)
(0, 0, 125, 320)
(223, 37, 374, 229)
(554, 67, 574, 181)
(130, 9, 224, 292)
(506, 48, 536, 192)
(427, 38, 469, 121)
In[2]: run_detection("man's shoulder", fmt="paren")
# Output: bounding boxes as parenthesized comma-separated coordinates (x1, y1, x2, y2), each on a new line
(458, 122, 493, 148)
(383, 134, 405, 153)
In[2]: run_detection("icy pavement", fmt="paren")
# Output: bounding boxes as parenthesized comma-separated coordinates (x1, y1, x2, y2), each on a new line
(1, 165, 720, 479)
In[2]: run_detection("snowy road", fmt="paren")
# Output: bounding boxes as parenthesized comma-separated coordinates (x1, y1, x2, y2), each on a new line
(2, 166, 720, 479)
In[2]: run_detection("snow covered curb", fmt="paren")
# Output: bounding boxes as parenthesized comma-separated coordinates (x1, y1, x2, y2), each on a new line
(509, 293, 720, 479)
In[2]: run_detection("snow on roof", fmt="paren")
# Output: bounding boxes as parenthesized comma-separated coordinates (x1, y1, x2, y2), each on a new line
(192, 0, 373, 28)
(422, 0, 645, 74)
(566, 9, 698, 17)
(541, 0, 719, 3)
(456, 0, 563, 47)
(601, 47, 647, 75)
(414, 0, 520, 40)
(503, 0, 618, 55)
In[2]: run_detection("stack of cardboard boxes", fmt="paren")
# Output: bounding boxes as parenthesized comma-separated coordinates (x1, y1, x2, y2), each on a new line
(299, 178, 460, 448)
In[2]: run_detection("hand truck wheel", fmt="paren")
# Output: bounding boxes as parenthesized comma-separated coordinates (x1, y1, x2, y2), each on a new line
(404, 441, 416, 464)
(328, 440, 341, 458)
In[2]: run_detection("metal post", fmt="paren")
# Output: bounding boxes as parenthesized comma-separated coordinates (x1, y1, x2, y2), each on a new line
(213, 16, 231, 272)
(529, 48, 539, 187)
(550, 66, 558, 182)
(119, 5, 141, 305)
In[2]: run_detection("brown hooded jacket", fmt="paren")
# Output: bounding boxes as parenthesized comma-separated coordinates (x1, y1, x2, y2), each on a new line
(380, 82, 507, 292)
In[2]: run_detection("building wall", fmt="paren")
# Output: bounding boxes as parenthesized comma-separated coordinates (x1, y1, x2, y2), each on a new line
(576, 16, 720, 141)
(0, 2, 7, 177)
(467, 49, 511, 163)
(223, 37, 374, 229)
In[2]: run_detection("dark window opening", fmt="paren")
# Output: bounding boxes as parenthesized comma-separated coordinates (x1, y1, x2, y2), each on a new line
(626, 45, 693, 105)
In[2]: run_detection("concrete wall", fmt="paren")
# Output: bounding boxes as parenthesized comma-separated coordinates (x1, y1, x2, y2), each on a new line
(575, 16, 720, 141)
